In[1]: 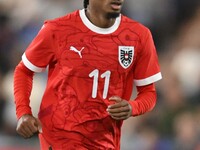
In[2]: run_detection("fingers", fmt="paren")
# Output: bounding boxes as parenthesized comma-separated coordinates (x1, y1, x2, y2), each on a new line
(107, 106, 131, 120)
(107, 100, 128, 110)
(107, 97, 132, 120)
(109, 96, 122, 103)
(107, 104, 130, 113)
(17, 125, 31, 138)
(35, 118, 43, 133)
(109, 114, 130, 120)
(17, 123, 35, 138)
(16, 115, 41, 139)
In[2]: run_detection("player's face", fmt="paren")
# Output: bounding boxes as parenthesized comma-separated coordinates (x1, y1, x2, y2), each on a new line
(89, 0, 124, 19)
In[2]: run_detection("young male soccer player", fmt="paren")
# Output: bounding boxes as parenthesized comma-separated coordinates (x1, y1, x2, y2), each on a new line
(14, 0, 162, 149)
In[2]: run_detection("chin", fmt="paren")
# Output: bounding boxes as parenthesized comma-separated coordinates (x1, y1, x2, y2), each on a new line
(106, 12, 120, 19)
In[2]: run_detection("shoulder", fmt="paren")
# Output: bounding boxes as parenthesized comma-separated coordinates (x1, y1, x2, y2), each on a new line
(43, 10, 80, 29)
(121, 15, 150, 35)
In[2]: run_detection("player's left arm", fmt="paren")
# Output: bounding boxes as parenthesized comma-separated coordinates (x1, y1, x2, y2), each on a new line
(107, 27, 161, 120)
(107, 83, 156, 120)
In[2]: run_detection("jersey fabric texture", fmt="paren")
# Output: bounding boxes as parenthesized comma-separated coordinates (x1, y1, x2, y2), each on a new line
(20, 9, 162, 149)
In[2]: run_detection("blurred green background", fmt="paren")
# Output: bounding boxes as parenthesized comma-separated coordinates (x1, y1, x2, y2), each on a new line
(0, 0, 200, 149)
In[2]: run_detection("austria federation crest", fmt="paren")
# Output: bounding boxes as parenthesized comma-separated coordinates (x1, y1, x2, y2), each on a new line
(118, 46, 134, 69)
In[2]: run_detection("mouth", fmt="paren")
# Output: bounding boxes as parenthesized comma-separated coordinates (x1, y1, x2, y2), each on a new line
(110, 1, 122, 10)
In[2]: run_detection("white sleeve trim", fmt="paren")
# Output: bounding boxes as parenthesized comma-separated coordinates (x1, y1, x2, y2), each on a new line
(22, 53, 46, 72)
(134, 72, 162, 86)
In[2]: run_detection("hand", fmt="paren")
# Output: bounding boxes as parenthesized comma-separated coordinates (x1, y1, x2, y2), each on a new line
(16, 114, 42, 139)
(106, 96, 132, 120)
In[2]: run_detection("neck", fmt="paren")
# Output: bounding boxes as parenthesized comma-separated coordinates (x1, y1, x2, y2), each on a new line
(85, 9, 116, 28)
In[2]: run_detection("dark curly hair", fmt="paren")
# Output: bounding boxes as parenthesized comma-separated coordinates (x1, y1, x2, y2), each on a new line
(84, 0, 89, 8)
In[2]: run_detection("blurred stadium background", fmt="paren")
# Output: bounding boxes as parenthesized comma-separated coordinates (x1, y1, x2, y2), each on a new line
(0, 0, 200, 149)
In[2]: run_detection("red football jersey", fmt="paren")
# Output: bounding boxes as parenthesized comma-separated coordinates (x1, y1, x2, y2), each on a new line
(22, 9, 162, 149)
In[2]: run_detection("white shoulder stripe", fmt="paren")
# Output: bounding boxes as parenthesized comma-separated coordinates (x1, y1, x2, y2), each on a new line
(134, 72, 162, 86)
(22, 53, 46, 72)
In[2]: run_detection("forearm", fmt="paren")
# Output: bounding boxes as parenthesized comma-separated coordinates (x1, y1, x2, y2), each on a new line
(129, 83, 157, 116)
(14, 61, 34, 119)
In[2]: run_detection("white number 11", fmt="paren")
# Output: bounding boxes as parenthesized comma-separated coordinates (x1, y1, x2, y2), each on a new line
(89, 69, 111, 99)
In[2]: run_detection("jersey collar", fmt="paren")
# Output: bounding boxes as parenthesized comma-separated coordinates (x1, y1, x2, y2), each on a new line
(79, 9, 121, 34)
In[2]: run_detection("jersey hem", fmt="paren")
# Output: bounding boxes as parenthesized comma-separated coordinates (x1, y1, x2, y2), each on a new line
(134, 72, 162, 86)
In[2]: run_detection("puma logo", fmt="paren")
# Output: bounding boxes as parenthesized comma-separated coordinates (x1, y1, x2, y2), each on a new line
(70, 46, 84, 58)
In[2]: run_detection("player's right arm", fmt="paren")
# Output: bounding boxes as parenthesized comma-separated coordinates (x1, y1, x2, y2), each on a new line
(14, 61, 42, 138)
(14, 22, 56, 138)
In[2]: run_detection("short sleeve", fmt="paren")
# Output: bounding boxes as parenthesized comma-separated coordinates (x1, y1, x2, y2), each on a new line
(133, 28, 162, 86)
(22, 22, 56, 72)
